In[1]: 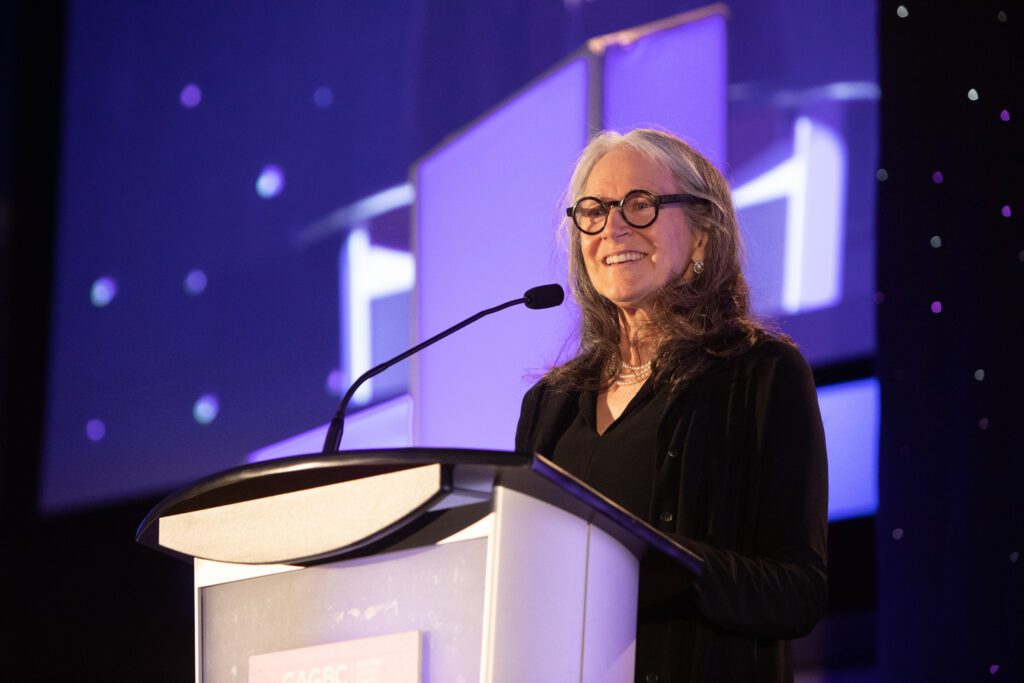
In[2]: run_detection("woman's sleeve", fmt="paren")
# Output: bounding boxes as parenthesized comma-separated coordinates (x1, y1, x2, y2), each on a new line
(677, 344, 829, 639)
(514, 381, 544, 453)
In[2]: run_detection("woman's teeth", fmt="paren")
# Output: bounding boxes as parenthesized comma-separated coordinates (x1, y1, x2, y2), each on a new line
(604, 252, 646, 265)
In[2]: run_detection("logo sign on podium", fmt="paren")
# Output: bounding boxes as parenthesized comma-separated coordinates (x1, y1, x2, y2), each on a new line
(248, 631, 421, 683)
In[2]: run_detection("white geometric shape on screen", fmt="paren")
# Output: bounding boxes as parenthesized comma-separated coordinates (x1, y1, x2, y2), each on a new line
(341, 227, 415, 405)
(733, 116, 847, 313)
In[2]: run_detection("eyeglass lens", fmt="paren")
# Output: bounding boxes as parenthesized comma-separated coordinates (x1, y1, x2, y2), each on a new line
(573, 191, 659, 234)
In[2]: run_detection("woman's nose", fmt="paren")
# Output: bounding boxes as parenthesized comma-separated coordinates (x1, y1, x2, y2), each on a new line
(602, 206, 631, 239)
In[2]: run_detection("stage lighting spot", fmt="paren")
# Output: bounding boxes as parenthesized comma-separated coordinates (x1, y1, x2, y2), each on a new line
(193, 394, 220, 425)
(930, 235, 942, 248)
(997, 11, 1007, 23)
(1012, 551, 1020, 563)
(326, 368, 344, 396)
(990, 664, 1000, 675)
(1001, 205, 1012, 218)
(1000, 109, 1011, 121)
(892, 528, 904, 540)
(86, 419, 106, 442)
(873, 291, 885, 304)
(930, 300, 942, 314)
(184, 269, 208, 295)
(974, 369, 985, 381)
(967, 88, 979, 101)
(91, 277, 118, 307)
(932, 171, 944, 184)
(313, 86, 334, 109)
(180, 83, 202, 108)
(256, 165, 285, 199)
(978, 417, 989, 430)
(896, 5, 909, 18)
(876, 168, 888, 181)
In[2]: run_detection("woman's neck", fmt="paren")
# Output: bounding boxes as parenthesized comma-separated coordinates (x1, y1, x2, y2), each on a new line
(617, 307, 658, 365)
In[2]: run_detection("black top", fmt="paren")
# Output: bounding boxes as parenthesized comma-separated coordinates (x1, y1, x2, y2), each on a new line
(516, 339, 829, 682)
(551, 378, 668, 520)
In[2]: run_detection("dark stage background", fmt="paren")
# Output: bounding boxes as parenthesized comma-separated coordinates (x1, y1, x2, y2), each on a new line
(1, 0, 1020, 680)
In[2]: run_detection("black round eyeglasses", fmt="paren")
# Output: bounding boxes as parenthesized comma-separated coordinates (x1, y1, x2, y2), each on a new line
(566, 189, 704, 235)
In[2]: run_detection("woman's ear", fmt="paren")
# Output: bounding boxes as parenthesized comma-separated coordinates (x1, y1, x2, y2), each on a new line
(691, 226, 708, 264)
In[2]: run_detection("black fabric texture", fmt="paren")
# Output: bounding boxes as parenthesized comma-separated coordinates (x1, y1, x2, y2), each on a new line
(514, 339, 829, 682)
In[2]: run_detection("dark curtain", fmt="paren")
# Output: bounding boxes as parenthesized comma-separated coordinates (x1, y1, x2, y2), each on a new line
(876, 1, 1023, 679)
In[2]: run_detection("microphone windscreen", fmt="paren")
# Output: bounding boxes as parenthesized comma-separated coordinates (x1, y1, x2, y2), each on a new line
(523, 284, 565, 310)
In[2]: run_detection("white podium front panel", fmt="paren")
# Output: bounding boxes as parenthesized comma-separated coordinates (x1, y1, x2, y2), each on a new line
(200, 538, 487, 682)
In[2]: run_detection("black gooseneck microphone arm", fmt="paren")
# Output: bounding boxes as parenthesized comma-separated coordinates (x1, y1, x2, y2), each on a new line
(321, 284, 564, 454)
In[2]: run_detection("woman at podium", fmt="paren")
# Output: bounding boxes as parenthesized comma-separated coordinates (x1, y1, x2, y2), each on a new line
(515, 128, 828, 682)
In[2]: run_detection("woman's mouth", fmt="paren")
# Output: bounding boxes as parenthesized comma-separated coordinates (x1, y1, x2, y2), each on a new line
(603, 251, 648, 265)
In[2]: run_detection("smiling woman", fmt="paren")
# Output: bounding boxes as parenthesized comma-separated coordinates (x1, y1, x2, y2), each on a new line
(577, 151, 706, 316)
(516, 128, 829, 681)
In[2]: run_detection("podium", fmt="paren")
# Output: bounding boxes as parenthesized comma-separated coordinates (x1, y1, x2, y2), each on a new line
(137, 449, 703, 682)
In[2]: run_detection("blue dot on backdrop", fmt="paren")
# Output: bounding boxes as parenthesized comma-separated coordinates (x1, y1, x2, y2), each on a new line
(184, 269, 208, 295)
(255, 165, 284, 199)
(85, 419, 106, 442)
(180, 83, 202, 108)
(90, 277, 117, 307)
(313, 86, 334, 109)
(326, 369, 343, 397)
(193, 394, 220, 426)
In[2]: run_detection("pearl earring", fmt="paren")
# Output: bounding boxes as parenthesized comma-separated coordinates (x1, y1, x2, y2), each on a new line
(692, 259, 705, 275)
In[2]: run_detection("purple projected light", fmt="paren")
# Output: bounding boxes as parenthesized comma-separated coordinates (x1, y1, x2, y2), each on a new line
(414, 57, 589, 449)
(313, 86, 334, 108)
(932, 171, 944, 184)
(326, 368, 344, 396)
(1001, 205, 1011, 218)
(85, 419, 106, 442)
(193, 394, 220, 425)
(90, 276, 118, 307)
(256, 165, 285, 199)
(180, 83, 202, 108)
(931, 300, 943, 313)
(602, 12, 727, 168)
(184, 269, 208, 295)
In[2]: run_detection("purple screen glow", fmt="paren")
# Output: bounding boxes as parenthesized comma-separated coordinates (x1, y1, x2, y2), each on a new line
(42, 1, 878, 513)
(414, 57, 590, 449)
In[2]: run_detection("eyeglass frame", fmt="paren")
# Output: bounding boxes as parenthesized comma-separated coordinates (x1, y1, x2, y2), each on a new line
(565, 189, 705, 235)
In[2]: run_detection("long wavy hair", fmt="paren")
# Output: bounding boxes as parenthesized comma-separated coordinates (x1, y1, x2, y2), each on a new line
(544, 128, 785, 392)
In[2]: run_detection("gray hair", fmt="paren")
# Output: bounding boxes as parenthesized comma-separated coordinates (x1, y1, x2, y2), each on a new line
(545, 128, 779, 391)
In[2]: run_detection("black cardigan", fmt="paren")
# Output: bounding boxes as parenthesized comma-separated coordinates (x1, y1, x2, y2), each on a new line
(515, 340, 829, 682)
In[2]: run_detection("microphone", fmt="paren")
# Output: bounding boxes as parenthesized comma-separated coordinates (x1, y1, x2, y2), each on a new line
(322, 284, 565, 453)
(523, 283, 565, 310)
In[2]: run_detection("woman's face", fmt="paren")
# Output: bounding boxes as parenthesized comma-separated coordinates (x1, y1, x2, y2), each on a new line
(579, 147, 705, 313)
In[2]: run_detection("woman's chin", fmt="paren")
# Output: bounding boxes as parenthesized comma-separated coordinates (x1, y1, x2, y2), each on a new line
(604, 292, 657, 316)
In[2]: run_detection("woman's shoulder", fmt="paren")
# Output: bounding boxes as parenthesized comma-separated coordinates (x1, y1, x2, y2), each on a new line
(516, 376, 580, 453)
(735, 336, 817, 397)
(744, 336, 809, 367)
(520, 376, 577, 412)
(699, 335, 812, 386)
